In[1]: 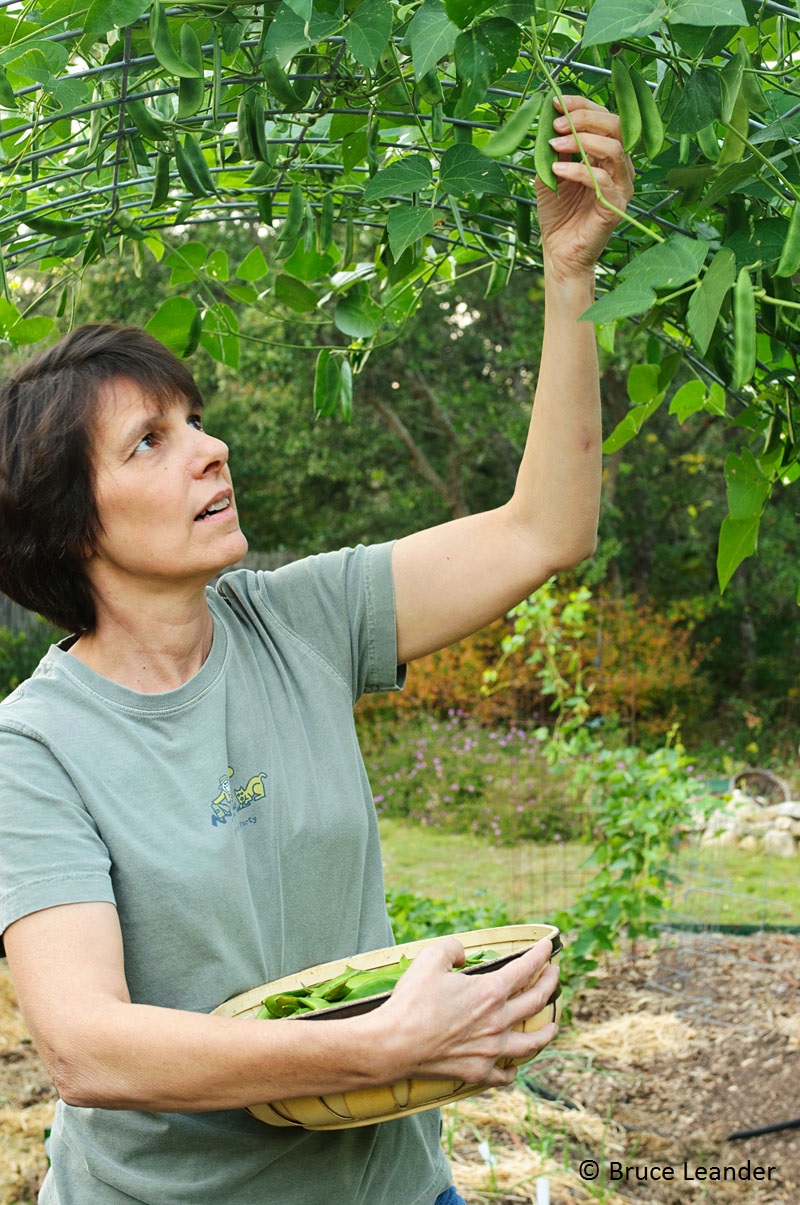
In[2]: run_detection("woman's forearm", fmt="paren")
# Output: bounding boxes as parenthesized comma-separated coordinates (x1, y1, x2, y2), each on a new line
(506, 264, 602, 570)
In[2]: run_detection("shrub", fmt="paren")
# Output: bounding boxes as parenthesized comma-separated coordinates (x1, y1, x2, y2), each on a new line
(386, 888, 512, 944)
(0, 623, 59, 700)
(357, 710, 588, 844)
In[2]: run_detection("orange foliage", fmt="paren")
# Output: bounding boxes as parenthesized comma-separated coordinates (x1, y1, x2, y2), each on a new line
(357, 593, 710, 742)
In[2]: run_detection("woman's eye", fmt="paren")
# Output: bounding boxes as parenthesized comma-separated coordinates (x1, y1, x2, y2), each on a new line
(136, 432, 158, 452)
(188, 413, 203, 431)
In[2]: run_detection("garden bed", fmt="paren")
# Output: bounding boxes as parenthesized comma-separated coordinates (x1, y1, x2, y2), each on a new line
(1, 931, 798, 1204)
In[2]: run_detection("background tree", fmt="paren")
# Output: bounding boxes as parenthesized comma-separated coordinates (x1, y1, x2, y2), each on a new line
(0, 0, 799, 594)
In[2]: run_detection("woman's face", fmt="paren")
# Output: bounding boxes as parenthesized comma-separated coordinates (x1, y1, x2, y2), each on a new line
(85, 376, 248, 601)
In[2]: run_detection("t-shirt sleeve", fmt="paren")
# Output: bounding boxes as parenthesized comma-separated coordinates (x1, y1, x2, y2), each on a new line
(216, 542, 404, 703)
(0, 724, 115, 951)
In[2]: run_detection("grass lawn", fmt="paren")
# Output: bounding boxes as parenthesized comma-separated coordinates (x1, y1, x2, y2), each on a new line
(379, 817, 800, 930)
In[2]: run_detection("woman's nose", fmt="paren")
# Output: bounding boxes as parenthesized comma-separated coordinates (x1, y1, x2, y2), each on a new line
(193, 429, 230, 474)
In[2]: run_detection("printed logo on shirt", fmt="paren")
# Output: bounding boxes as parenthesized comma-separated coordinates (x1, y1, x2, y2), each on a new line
(210, 765, 268, 829)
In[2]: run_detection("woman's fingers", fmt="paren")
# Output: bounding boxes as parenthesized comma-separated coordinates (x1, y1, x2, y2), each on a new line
(382, 934, 560, 1085)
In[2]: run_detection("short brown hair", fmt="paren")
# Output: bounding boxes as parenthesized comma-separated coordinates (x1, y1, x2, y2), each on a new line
(0, 323, 203, 633)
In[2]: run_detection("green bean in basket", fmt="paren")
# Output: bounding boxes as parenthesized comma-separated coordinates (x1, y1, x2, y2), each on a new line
(257, 950, 497, 1019)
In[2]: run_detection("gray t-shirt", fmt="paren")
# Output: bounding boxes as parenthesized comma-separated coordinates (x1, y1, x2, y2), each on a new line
(0, 543, 451, 1205)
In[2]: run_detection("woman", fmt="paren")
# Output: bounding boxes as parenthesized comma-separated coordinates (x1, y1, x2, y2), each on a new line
(0, 97, 633, 1204)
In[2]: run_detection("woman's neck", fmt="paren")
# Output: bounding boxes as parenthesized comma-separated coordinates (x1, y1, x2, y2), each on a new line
(68, 592, 215, 693)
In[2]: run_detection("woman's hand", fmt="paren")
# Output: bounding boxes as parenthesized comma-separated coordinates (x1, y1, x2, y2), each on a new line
(537, 94, 635, 283)
(373, 935, 559, 1087)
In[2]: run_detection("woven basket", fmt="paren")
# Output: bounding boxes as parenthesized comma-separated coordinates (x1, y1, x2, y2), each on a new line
(213, 923, 561, 1130)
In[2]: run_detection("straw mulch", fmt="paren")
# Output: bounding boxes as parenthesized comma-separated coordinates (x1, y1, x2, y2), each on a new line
(2, 935, 799, 1205)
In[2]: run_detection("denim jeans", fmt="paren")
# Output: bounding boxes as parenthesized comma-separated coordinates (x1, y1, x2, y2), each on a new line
(434, 1189, 467, 1205)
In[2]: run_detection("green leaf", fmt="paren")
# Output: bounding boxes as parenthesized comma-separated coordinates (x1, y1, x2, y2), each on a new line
(717, 515, 760, 592)
(236, 245, 269, 282)
(627, 363, 662, 406)
(686, 246, 735, 354)
(335, 293, 379, 339)
(284, 0, 312, 21)
(445, 0, 496, 27)
(619, 234, 706, 290)
(0, 65, 15, 107)
(339, 357, 353, 422)
(274, 274, 319, 313)
(199, 302, 239, 370)
(454, 19, 521, 112)
(580, 279, 657, 324)
(668, 0, 747, 25)
(387, 204, 436, 260)
(669, 380, 707, 423)
(583, 0, 668, 48)
(363, 155, 433, 203)
(344, 0, 392, 71)
(724, 447, 771, 520)
(206, 249, 229, 281)
(283, 244, 338, 283)
(264, 2, 340, 63)
(668, 69, 721, 136)
(439, 144, 507, 196)
(0, 300, 56, 346)
(314, 348, 342, 417)
(145, 296, 201, 357)
(751, 110, 800, 146)
(84, 0, 150, 35)
(164, 241, 206, 285)
(407, 0, 459, 80)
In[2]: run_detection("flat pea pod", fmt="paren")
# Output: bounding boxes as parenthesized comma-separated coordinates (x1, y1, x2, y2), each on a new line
(0, 64, 16, 109)
(775, 200, 800, 278)
(367, 117, 380, 175)
(717, 88, 749, 167)
(247, 89, 271, 164)
(256, 192, 273, 224)
(515, 196, 532, 245)
(533, 92, 559, 192)
(430, 103, 444, 143)
(150, 2, 203, 78)
(24, 214, 84, 238)
(416, 69, 444, 106)
(696, 123, 719, 163)
(732, 266, 756, 390)
(629, 67, 664, 160)
(611, 57, 642, 154)
(319, 191, 334, 251)
(278, 182, 305, 252)
(177, 27, 205, 119)
(262, 55, 302, 112)
(483, 93, 543, 160)
(343, 213, 355, 266)
(236, 93, 254, 161)
(127, 98, 168, 143)
(175, 134, 215, 196)
(150, 150, 171, 210)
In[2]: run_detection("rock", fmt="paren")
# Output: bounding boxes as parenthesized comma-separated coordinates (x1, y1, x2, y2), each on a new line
(762, 829, 798, 858)
(738, 835, 760, 852)
(770, 815, 795, 832)
(702, 828, 741, 848)
(772, 801, 800, 820)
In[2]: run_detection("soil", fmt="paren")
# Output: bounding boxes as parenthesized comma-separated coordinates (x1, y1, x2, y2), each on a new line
(1, 931, 798, 1205)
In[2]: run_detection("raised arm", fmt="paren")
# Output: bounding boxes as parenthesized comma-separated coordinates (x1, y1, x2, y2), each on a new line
(392, 96, 634, 664)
